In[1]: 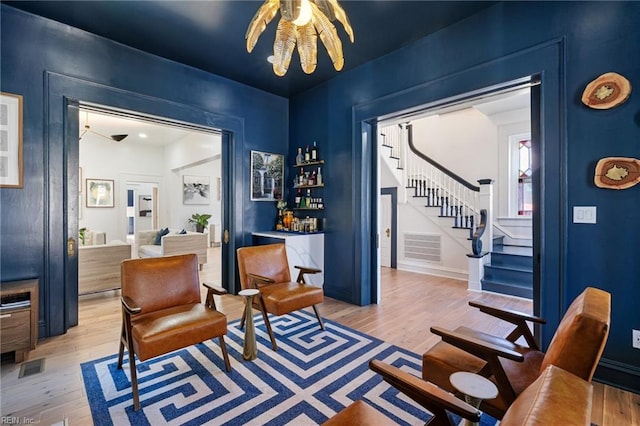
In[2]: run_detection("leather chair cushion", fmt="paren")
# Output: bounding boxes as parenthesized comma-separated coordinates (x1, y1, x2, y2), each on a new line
(422, 326, 543, 415)
(258, 282, 324, 316)
(237, 244, 292, 289)
(421, 326, 534, 390)
(132, 303, 227, 361)
(322, 400, 392, 426)
(501, 365, 592, 426)
(122, 255, 202, 315)
(540, 287, 610, 381)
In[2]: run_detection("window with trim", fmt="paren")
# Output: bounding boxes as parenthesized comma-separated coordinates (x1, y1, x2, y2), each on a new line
(516, 136, 532, 216)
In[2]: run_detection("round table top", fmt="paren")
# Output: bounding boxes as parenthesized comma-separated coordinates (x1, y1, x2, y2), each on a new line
(238, 289, 260, 297)
(450, 372, 498, 400)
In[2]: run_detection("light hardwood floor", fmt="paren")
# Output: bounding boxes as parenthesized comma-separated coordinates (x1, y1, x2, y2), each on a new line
(1, 251, 638, 425)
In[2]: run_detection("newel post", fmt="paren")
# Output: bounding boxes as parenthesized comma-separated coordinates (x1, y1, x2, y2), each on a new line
(467, 179, 494, 292)
(477, 179, 494, 253)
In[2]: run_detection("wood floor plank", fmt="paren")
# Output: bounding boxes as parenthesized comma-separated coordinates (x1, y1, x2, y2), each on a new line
(1, 250, 637, 425)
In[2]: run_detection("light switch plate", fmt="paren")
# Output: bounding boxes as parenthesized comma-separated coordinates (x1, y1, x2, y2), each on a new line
(573, 206, 597, 224)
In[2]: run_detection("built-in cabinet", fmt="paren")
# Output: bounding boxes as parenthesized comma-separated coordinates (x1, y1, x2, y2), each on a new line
(0, 279, 39, 363)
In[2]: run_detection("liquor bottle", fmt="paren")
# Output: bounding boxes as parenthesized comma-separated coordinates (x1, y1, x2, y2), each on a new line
(304, 144, 310, 162)
(298, 167, 305, 186)
(308, 170, 315, 186)
(306, 189, 311, 208)
(295, 147, 303, 165)
(295, 189, 301, 208)
(311, 141, 318, 161)
(316, 167, 322, 185)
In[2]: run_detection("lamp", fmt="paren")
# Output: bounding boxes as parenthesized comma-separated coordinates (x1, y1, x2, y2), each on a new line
(246, 0, 354, 77)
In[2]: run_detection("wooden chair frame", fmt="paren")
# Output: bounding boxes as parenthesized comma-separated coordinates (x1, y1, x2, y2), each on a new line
(117, 281, 230, 411)
(239, 266, 324, 351)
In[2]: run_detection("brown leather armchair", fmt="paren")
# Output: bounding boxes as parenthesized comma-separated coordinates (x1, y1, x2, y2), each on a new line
(326, 362, 592, 426)
(117, 254, 231, 411)
(236, 243, 324, 350)
(421, 287, 610, 419)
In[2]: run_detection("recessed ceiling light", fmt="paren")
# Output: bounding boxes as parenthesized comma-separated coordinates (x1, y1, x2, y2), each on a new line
(138, 133, 148, 139)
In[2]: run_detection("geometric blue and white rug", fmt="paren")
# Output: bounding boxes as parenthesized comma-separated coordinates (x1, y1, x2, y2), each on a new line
(81, 310, 499, 425)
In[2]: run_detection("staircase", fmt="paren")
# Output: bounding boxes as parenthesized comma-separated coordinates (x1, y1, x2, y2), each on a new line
(482, 236, 533, 298)
(379, 122, 534, 299)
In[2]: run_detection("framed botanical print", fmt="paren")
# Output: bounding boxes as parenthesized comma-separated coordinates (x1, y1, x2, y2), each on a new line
(86, 178, 115, 208)
(0, 92, 23, 188)
(251, 150, 283, 201)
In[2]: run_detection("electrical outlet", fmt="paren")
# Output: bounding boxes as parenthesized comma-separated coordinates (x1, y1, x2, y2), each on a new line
(633, 329, 640, 349)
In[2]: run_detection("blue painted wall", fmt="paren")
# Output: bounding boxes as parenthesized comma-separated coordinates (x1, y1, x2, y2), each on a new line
(1, 2, 639, 392)
(0, 6, 288, 335)
(290, 2, 639, 391)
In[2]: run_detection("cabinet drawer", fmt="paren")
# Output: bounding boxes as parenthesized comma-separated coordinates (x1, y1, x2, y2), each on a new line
(0, 309, 30, 352)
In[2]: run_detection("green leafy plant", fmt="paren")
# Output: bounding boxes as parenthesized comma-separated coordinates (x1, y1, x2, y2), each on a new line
(79, 227, 87, 245)
(188, 213, 212, 232)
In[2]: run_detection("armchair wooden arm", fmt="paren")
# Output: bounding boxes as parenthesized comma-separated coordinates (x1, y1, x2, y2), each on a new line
(431, 326, 522, 405)
(203, 281, 227, 295)
(369, 359, 481, 424)
(121, 296, 142, 315)
(294, 265, 322, 283)
(430, 326, 524, 362)
(469, 301, 545, 349)
(247, 272, 276, 288)
(203, 281, 227, 310)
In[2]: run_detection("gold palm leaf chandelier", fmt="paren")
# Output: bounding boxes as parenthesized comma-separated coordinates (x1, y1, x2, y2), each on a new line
(246, 0, 354, 77)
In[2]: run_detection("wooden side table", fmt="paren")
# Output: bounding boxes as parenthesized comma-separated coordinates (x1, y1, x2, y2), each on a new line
(239, 289, 260, 360)
(450, 372, 498, 426)
(1, 279, 39, 363)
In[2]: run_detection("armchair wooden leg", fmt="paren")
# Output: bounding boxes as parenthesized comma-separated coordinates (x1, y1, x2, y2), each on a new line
(239, 314, 246, 331)
(260, 308, 278, 351)
(312, 305, 325, 330)
(127, 345, 140, 411)
(219, 336, 232, 372)
(117, 324, 125, 369)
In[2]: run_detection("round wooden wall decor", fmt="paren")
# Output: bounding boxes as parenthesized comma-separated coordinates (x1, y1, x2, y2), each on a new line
(581, 72, 631, 109)
(594, 157, 640, 190)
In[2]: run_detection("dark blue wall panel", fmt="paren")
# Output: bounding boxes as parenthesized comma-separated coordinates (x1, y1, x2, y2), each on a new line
(290, 2, 640, 391)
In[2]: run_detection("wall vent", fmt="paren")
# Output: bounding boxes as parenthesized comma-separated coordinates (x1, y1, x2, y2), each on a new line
(404, 233, 441, 262)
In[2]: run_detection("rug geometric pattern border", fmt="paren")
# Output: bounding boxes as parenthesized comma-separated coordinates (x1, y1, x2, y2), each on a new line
(81, 310, 497, 425)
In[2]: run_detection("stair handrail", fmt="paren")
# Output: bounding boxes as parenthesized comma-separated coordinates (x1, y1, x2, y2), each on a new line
(407, 124, 480, 192)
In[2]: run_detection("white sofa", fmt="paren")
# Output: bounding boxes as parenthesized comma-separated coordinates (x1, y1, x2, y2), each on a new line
(79, 240, 131, 295)
(137, 229, 208, 268)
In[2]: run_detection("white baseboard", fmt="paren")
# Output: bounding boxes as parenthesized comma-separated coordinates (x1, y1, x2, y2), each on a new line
(397, 260, 468, 282)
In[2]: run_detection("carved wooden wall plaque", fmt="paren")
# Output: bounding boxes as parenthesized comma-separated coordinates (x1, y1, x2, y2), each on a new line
(594, 157, 640, 189)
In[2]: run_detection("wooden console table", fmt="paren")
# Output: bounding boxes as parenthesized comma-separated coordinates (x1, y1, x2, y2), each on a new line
(1, 279, 39, 363)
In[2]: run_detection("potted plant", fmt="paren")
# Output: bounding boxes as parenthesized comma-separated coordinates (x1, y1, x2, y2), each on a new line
(79, 227, 87, 245)
(188, 213, 212, 233)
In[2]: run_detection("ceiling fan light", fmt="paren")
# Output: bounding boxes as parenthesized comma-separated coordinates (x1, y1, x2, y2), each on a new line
(111, 134, 128, 142)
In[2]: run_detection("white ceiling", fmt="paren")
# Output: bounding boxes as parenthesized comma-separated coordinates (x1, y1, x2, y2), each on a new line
(79, 109, 208, 146)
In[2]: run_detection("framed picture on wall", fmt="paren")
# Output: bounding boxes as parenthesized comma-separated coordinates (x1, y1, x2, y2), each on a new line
(86, 178, 115, 208)
(251, 150, 283, 201)
(0, 92, 23, 188)
(183, 175, 210, 205)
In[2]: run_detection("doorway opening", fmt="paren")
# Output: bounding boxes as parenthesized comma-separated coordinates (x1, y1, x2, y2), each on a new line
(375, 82, 535, 305)
(76, 105, 224, 307)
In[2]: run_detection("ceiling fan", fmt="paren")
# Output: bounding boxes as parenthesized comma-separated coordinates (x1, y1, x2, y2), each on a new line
(79, 112, 128, 142)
